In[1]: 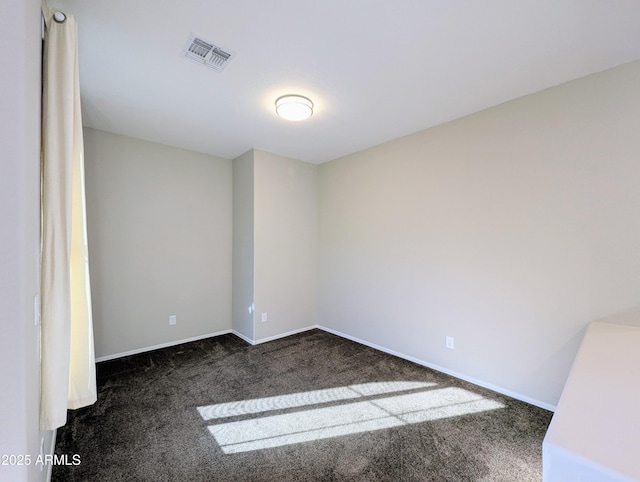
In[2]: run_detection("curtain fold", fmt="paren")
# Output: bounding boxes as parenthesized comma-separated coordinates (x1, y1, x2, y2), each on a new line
(40, 8, 97, 431)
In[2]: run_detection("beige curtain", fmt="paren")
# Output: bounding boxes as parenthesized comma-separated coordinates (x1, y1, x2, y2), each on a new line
(41, 7, 97, 431)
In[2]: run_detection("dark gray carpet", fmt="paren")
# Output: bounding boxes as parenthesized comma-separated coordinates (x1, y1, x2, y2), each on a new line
(53, 329, 552, 481)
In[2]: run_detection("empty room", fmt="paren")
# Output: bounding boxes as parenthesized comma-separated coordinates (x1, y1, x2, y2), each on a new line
(3, 1, 640, 481)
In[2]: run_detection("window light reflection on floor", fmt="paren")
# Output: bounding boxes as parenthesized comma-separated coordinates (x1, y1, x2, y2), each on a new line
(198, 383, 504, 454)
(198, 381, 436, 421)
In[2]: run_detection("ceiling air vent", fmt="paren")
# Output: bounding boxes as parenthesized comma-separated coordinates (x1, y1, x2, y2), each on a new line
(181, 33, 236, 73)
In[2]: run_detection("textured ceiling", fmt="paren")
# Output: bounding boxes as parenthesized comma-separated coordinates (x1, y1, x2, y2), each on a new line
(52, 0, 640, 164)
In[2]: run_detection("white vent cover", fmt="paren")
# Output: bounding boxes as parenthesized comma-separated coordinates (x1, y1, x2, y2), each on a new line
(181, 33, 236, 72)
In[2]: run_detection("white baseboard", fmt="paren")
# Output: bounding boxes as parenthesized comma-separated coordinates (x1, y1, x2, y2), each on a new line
(94, 324, 556, 411)
(253, 325, 319, 345)
(231, 329, 254, 345)
(317, 325, 556, 412)
(95, 330, 233, 362)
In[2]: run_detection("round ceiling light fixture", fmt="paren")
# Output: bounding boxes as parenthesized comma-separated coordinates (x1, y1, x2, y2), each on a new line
(275, 95, 313, 121)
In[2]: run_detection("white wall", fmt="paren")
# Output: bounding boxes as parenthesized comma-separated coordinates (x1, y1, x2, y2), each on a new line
(232, 150, 255, 341)
(84, 128, 233, 358)
(0, 0, 49, 480)
(253, 150, 318, 341)
(318, 59, 640, 408)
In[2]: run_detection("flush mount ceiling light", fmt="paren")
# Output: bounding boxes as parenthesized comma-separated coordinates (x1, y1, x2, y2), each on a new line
(275, 95, 313, 121)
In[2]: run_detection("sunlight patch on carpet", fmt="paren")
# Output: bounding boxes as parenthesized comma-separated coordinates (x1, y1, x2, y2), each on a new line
(199, 383, 504, 454)
(198, 381, 435, 420)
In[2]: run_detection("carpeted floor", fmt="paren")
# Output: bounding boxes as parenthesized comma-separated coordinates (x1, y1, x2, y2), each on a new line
(53, 329, 552, 481)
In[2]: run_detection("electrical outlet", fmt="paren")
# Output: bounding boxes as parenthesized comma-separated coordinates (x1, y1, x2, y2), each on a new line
(261, 312, 268, 323)
(446, 336, 455, 349)
(169, 315, 177, 325)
